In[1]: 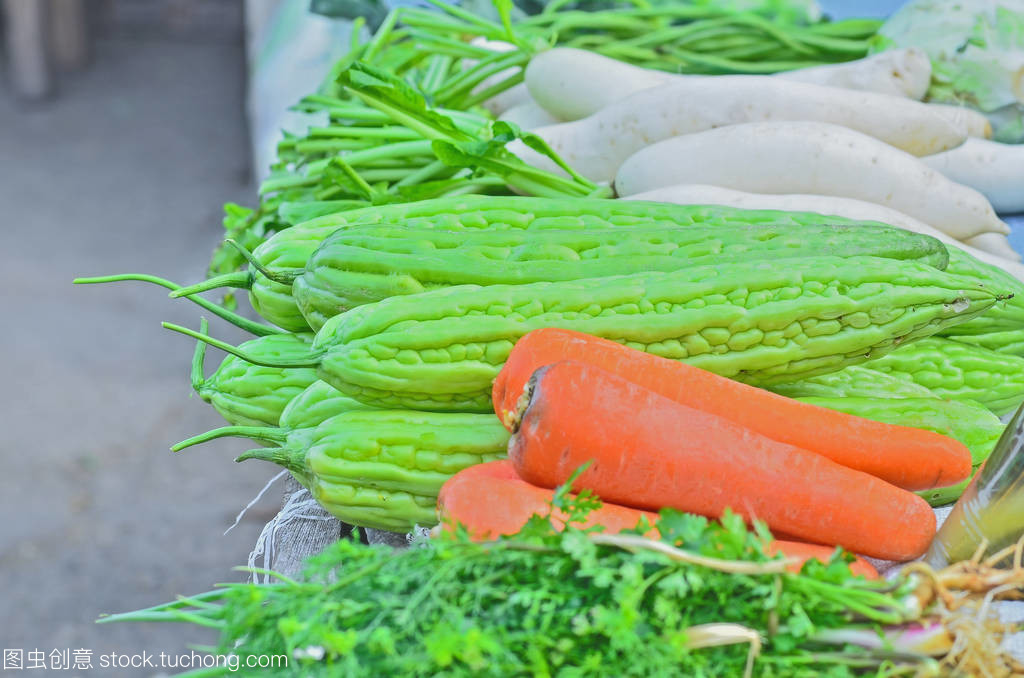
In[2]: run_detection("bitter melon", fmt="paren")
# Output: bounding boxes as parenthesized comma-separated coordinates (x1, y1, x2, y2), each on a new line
(173, 195, 956, 333)
(292, 221, 948, 330)
(191, 320, 318, 427)
(863, 337, 1024, 416)
(175, 409, 509, 532)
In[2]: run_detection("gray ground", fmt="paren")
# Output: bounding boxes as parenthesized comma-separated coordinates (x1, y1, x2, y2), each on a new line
(0, 37, 285, 674)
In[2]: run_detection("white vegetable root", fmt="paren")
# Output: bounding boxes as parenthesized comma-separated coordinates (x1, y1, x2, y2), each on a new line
(770, 48, 932, 100)
(524, 47, 932, 122)
(614, 121, 1008, 240)
(623, 183, 1024, 281)
(513, 77, 967, 183)
(921, 138, 1024, 214)
(963, 232, 1023, 263)
(498, 99, 560, 130)
(525, 47, 667, 121)
(926, 104, 992, 139)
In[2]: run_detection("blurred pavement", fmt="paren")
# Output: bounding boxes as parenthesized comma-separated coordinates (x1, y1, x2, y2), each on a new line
(0, 36, 285, 674)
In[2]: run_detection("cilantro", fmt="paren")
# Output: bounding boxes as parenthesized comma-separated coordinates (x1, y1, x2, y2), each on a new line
(102, 480, 922, 677)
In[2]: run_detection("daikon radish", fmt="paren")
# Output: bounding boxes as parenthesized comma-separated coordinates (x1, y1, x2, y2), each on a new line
(614, 122, 1008, 240)
(498, 99, 560, 130)
(771, 48, 932, 100)
(525, 47, 932, 122)
(927, 104, 993, 139)
(512, 77, 966, 183)
(625, 184, 1024, 281)
(963, 232, 1023, 263)
(922, 138, 1024, 214)
(525, 47, 667, 121)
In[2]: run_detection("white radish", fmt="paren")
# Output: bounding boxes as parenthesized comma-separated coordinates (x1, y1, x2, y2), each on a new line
(921, 138, 1024, 214)
(524, 47, 932, 122)
(927, 104, 992, 139)
(498, 99, 560, 130)
(623, 183, 1024, 281)
(770, 48, 932, 100)
(614, 121, 1008, 240)
(963, 232, 1023, 263)
(512, 76, 967, 184)
(525, 48, 667, 121)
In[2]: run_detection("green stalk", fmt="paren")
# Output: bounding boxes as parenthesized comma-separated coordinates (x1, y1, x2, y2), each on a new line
(223, 240, 301, 286)
(419, 53, 454, 94)
(362, 8, 402, 64)
(235, 446, 305, 475)
(659, 47, 822, 73)
(344, 89, 468, 143)
(172, 425, 288, 452)
(422, 0, 507, 34)
(307, 125, 422, 139)
(167, 271, 251, 299)
(191, 317, 210, 392)
(410, 31, 497, 59)
(458, 70, 525, 110)
(293, 139, 382, 155)
(73, 273, 280, 336)
(357, 167, 435, 183)
(298, 97, 391, 122)
(609, 17, 752, 50)
(434, 50, 530, 106)
(787, 29, 872, 56)
(161, 322, 322, 369)
(259, 173, 318, 195)
(392, 158, 448, 188)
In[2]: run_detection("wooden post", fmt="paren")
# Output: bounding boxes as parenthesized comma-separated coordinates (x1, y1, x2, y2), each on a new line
(3, 0, 53, 100)
(48, 0, 90, 71)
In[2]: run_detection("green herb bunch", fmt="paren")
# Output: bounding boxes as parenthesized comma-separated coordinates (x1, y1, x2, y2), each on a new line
(102, 478, 935, 677)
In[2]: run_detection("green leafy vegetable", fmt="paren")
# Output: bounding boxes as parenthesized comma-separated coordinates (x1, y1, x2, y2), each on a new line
(100, 484, 929, 677)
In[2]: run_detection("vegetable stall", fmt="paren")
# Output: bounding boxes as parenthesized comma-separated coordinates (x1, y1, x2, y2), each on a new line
(81, 0, 1024, 675)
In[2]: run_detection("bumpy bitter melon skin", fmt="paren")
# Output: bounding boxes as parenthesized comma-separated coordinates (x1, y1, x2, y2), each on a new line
(243, 195, 954, 332)
(795, 396, 1003, 506)
(197, 332, 318, 427)
(771, 364, 941, 400)
(277, 380, 376, 431)
(863, 337, 1024, 416)
(310, 255, 1004, 412)
(248, 227, 330, 332)
(944, 331, 1024, 357)
(292, 222, 949, 331)
(938, 247, 1024, 337)
(245, 410, 510, 532)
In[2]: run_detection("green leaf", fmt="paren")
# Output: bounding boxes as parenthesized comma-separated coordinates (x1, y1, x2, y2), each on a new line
(338, 62, 472, 142)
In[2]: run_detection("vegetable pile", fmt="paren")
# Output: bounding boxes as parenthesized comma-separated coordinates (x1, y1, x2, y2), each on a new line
(102, 482, 1024, 677)
(81, 0, 1024, 674)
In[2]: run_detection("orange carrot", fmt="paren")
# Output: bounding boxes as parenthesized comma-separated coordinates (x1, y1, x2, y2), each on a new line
(508, 360, 936, 562)
(763, 542, 877, 579)
(437, 460, 878, 578)
(437, 459, 661, 539)
(493, 328, 970, 491)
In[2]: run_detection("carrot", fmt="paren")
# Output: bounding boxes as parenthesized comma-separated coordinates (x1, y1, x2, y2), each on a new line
(437, 459, 660, 539)
(508, 360, 937, 562)
(437, 460, 878, 578)
(493, 328, 971, 491)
